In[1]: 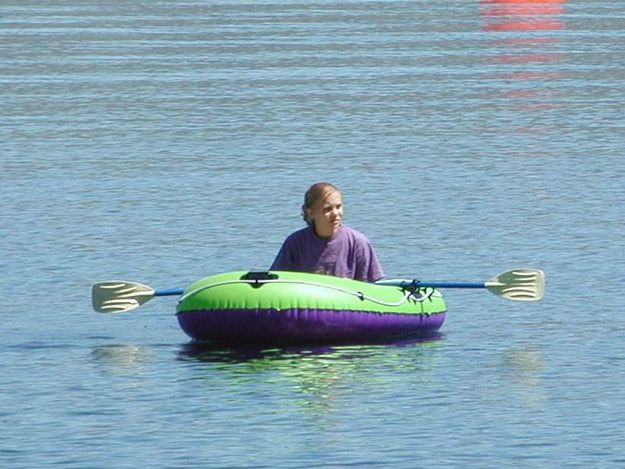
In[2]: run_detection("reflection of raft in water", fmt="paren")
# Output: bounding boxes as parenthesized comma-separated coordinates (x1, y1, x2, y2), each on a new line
(175, 271, 446, 345)
(93, 268, 544, 346)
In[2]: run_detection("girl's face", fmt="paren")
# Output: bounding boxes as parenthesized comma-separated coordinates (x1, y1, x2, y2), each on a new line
(307, 191, 343, 238)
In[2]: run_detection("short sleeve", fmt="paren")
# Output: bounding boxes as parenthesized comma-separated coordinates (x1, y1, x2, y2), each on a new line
(365, 243, 384, 282)
(270, 239, 294, 271)
(354, 234, 384, 282)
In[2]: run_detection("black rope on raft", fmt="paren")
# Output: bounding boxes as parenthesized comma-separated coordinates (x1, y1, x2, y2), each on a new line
(401, 279, 436, 303)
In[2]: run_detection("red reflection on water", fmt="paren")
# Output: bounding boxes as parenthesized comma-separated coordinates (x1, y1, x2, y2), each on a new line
(481, 0, 565, 32)
(491, 52, 562, 64)
(479, 0, 568, 126)
(480, 0, 566, 73)
(481, 0, 564, 3)
(483, 20, 561, 32)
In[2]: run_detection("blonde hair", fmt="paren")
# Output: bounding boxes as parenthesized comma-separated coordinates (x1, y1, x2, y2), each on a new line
(302, 182, 342, 225)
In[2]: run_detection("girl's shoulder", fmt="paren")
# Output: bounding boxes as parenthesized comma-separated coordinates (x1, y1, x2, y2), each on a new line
(285, 226, 315, 243)
(340, 225, 371, 244)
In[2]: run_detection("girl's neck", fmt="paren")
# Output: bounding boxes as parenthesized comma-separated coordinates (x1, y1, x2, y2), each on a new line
(313, 224, 341, 239)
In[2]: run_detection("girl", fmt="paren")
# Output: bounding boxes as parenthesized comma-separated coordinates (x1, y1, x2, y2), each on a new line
(271, 182, 384, 282)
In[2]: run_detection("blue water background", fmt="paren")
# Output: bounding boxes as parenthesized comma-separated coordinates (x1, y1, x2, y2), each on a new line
(1, 1, 624, 467)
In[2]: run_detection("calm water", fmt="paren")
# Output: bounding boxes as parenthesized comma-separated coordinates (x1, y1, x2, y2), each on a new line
(2, 0, 624, 467)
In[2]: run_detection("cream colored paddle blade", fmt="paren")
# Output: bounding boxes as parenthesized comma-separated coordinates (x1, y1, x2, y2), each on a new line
(92, 281, 155, 313)
(485, 269, 545, 301)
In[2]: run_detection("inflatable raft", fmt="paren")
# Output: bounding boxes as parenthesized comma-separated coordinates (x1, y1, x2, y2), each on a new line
(93, 268, 544, 345)
(175, 270, 446, 344)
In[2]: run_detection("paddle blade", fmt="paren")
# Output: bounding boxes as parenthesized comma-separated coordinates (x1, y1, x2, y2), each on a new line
(92, 281, 155, 313)
(485, 269, 545, 302)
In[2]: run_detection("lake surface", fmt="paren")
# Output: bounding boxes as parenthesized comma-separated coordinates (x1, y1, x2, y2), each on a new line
(1, 1, 624, 467)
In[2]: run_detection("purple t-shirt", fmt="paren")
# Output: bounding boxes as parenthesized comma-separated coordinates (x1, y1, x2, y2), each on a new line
(270, 225, 384, 282)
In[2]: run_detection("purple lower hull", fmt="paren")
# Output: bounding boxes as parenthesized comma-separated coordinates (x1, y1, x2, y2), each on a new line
(177, 308, 446, 345)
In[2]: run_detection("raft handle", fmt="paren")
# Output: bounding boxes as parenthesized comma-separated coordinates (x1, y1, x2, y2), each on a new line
(240, 271, 279, 287)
